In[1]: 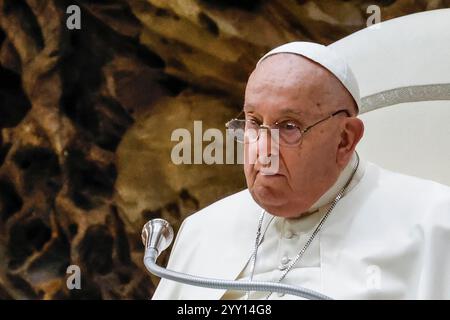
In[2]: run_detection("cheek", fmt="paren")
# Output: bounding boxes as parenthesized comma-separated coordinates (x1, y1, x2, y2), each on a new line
(243, 142, 257, 168)
(243, 164, 256, 188)
(281, 149, 305, 175)
(281, 146, 318, 183)
(244, 141, 257, 166)
(243, 162, 252, 175)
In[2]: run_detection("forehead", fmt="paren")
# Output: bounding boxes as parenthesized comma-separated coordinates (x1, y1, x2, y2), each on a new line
(244, 54, 344, 116)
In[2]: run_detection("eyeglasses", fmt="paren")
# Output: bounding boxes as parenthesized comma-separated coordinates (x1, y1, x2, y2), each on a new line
(225, 109, 350, 147)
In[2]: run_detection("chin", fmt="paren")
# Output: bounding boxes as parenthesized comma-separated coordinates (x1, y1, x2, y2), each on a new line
(249, 185, 310, 218)
(250, 185, 286, 215)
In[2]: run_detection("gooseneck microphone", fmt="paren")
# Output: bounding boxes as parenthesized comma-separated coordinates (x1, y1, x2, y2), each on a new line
(142, 218, 332, 300)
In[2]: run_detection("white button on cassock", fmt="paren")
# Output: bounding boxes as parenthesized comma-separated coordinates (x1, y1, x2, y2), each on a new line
(281, 256, 290, 265)
(277, 264, 287, 271)
(278, 256, 290, 270)
(284, 230, 294, 239)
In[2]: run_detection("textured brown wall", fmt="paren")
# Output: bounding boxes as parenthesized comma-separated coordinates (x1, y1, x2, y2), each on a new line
(0, 0, 447, 299)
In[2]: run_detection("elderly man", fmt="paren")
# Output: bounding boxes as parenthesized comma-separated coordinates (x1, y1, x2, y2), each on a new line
(152, 42, 450, 299)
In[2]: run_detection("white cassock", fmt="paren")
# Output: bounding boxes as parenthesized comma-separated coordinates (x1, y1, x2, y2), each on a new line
(152, 152, 450, 300)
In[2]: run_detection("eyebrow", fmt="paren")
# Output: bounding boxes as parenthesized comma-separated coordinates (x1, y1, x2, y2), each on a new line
(278, 108, 304, 116)
(244, 104, 305, 117)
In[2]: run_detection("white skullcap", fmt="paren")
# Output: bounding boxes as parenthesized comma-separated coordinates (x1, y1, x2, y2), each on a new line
(257, 41, 361, 111)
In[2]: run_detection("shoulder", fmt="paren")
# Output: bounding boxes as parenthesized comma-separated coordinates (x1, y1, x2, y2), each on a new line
(366, 161, 450, 223)
(368, 161, 450, 199)
(181, 188, 261, 234)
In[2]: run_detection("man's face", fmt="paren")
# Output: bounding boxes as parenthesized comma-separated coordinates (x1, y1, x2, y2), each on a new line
(243, 54, 357, 218)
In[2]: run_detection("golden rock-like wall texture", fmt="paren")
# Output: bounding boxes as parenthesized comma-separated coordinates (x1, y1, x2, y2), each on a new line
(0, 0, 447, 299)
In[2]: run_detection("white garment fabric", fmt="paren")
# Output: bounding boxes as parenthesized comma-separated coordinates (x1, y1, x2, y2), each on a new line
(152, 156, 450, 300)
(257, 42, 361, 110)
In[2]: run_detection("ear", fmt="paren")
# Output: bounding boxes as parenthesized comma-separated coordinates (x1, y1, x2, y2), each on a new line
(336, 118, 364, 168)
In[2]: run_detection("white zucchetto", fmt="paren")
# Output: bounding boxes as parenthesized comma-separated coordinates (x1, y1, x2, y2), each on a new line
(257, 41, 361, 111)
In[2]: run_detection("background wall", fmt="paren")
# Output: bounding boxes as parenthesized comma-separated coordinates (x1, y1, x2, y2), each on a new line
(0, 0, 447, 299)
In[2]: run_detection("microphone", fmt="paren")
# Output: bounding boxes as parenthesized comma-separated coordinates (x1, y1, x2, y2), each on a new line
(142, 218, 174, 259)
(142, 218, 332, 300)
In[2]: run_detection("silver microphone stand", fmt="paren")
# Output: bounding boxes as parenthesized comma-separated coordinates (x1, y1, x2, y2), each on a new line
(142, 218, 333, 300)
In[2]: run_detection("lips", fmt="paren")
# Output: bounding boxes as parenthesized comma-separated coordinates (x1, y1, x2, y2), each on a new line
(258, 169, 284, 176)
(253, 163, 283, 176)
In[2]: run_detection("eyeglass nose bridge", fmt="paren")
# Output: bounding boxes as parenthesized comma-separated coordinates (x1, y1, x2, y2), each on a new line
(248, 123, 280, 144)
(258, 124, 271, 132)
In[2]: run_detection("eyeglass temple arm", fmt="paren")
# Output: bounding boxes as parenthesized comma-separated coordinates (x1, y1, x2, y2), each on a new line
(302, 109, 350, 134)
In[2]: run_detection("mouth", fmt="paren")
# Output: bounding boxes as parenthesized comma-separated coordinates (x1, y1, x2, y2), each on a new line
(257, 170, 284, 177)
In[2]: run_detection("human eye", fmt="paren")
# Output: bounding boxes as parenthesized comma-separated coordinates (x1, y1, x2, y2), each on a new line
(278, 120, 300, 131)
(245, 117, 261, 127)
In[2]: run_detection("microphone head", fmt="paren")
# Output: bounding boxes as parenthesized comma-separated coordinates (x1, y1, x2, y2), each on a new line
(141, 218, 174, 257)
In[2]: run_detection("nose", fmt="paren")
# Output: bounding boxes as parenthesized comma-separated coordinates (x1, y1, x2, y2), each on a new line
(257, 126, 280, 168)
(257, 127, 271, 165)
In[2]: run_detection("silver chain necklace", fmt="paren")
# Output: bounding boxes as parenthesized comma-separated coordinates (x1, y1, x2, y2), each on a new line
(247, 152, 360, 299)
